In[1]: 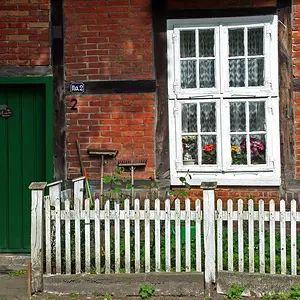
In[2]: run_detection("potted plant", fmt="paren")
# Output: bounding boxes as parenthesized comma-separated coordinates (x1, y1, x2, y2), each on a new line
(231, 144, 247, 165)
(182, 136, 197, 165)
(202, 143, 216, 164)
(240, 137, 265, 164)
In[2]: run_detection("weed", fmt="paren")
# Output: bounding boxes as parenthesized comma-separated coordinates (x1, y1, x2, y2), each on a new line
(168, 171, 192, 198)
(104, 293, 112, 300)
(224, 283, 244, 299)
(8, 270, 27, 276)
(261, 292, 289, 300)
(289, 285, 300, 299)
(139, 284, 154, 299)
(204, 296, 212, 300)
(68, 292, 78, 298)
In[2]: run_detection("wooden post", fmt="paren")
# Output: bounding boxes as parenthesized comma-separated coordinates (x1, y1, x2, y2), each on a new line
(201, 181, 217, 297)
(29, 182, 47, 293)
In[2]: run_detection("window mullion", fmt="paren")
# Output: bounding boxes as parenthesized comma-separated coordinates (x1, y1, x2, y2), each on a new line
(245, 27, 248, 88)
(197, 102, 201, 165)
(195, 29, 199, 89)
(246, 100, 251, 165)
(219, 25, 225, 94)
(219, 96, 227, 170)
(264, 24, 271, 89)
(173, 28, 181, 91)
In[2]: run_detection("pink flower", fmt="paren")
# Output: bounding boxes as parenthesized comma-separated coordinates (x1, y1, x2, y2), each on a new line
(240, 137, 265, 153)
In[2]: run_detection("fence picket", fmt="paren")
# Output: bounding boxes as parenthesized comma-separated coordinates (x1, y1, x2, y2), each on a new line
(155, 199, 161, 272)
(144, 199, 150, 273)
(175, 199, 181, 272)
(73, 177, 84, 274)
(227, 199, 233, 272)
(124, 199, 130, 273)
(105, 199, 110, 274)
(217, 199, 223, 272)
(85, 199, 90, 273)
(45, 195, 51, 275)
(65, 199, 71, 275)
(269, 200, 276, 274)
(114, 200, 120, 274)
(165, 199, 171, 272)
(94, 199, 101, 274)
(185, 199, 191, 272)
(135, 199, 140, 273)
(50, 182, 62, 275)
(280, 200, 286, 274)
(248, 199, 254, 273)
(291, 199, 297, 275)
(195, 199, 202, 272)
(259, 199, 265, 274)
(238, 199, 244, 272)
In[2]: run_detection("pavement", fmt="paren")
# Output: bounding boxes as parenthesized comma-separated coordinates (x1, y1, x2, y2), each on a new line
(0, 272, 210, 299)
(0, 272, 30, 299)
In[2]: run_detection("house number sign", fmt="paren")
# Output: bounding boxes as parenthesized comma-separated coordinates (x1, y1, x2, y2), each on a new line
(70, 82, 85, 93)
(0, 105, 13, 119)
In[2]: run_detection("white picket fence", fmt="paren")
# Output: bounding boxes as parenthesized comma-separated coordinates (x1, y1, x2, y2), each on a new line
(29, 177, 300, 293)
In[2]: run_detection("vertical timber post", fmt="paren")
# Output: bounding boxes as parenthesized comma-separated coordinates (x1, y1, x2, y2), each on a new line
(29, 182, 47, 293)
(201, 181, 217, 296)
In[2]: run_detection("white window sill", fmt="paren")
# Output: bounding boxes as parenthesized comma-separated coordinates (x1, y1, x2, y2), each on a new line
(171, 171, 281, 186)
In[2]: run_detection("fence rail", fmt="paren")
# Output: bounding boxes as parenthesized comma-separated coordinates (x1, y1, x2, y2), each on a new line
(30, 177, 300, 293)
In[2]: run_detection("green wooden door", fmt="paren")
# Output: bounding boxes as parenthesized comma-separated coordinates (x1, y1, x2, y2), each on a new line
(0, 84, 46, 252)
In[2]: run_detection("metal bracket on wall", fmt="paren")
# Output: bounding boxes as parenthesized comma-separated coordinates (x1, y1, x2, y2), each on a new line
(0, 105, 13, 118)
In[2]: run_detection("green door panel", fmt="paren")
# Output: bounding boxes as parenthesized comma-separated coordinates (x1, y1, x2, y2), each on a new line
(0, 85, 46, 252)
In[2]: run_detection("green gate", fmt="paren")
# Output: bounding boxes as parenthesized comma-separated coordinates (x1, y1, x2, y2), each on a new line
(0, 78, 53, 252)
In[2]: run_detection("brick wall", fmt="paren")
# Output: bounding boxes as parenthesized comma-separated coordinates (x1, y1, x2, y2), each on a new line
(0, 0, 50, 66)
(66, 93, 155, 180)
(64, 0, 153, 81)
(294, 1, 300, 178)
(64, 0, 155, 180)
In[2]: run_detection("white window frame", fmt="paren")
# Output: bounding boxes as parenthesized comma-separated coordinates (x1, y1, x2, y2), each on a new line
(167, 15, 280, 186)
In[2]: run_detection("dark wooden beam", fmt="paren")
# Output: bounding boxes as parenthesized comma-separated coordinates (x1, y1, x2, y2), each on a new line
(167, 6, 277, 19)
(51, 0, 66, 181)
(277, 0, 294, 190)
(65, 80, 157, 95)
(152, 0, 170, 183)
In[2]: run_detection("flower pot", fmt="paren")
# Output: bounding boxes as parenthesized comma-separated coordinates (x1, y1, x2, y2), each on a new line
(183, 159, 195, 165)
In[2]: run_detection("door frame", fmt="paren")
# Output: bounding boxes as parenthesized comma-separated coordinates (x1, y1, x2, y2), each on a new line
(0, 76, 54, 183)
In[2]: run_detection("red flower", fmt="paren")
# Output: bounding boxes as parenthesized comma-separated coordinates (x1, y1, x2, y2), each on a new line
(203, 143, 215, 152)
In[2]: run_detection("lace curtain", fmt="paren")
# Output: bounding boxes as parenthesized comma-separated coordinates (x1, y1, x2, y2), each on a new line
(180, 27, 264, 88)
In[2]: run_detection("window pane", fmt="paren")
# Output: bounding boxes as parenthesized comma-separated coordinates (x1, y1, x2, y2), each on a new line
(248, 28, 264, 56)
(202, 135, 216, 165)
(199, 60, 215, 88)
(229, 29, 244, 57)
(182, 103, 197, 133)
(180, 30, 196, 58)
(231, 135, 247, 165)
(229, 59, 245, 87)
(200, 102, 216, 132)
(199, 29, 214, 57)
(248, 58, 264, 86)
(181, 60, 196, 88)
(230, 102, 246, 132)
(182, 135, 198, 165)
(249, 102, 265, 131)
(249, 135, 266, 164)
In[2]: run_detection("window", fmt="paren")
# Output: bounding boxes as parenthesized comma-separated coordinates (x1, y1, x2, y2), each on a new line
(167, 16, 280, 186)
